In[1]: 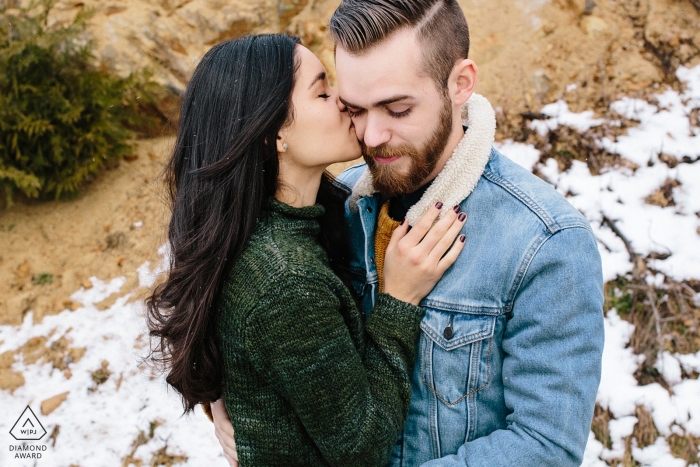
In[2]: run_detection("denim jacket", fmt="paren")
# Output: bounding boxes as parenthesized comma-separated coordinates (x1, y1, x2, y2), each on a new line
(336, 96, 604, 467)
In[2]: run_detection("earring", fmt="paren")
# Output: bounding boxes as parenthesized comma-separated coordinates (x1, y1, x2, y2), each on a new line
(282, 143, 288, 150)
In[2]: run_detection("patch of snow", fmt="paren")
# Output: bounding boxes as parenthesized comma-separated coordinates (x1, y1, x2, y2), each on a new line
(529, 99, 605, 135)
(603, 416, 637, 460)
(655, 352, 682, 386)
(0, 296, 225, 467)
(494, 140, 541, 171)
(676, 351, 700, 374)
(584, 307, 700, 463)
(70, 276, 126, 307)
(632, 437, 686, 467)
(581, 432, 607, 467)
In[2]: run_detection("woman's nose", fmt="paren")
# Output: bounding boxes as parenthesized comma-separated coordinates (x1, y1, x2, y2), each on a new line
(335, 93, 347, 112)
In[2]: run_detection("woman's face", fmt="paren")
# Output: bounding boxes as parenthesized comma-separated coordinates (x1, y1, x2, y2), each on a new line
(277, 46, 361, 168)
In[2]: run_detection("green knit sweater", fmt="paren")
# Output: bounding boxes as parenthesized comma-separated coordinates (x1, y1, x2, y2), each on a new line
(217, 198, 424, 467)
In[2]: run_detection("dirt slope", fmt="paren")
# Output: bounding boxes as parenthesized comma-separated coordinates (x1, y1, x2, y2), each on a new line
(2, 0, 700, 392)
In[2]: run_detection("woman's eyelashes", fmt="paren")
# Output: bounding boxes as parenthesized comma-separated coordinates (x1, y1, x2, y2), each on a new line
(318, 93, 330, 99)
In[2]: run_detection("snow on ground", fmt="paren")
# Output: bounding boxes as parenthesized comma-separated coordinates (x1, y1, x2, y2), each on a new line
(498, 64, 700, 467)
(498, 65, 700, 283)
(1, 66, 699, 467)
(0, 261, 226, 466)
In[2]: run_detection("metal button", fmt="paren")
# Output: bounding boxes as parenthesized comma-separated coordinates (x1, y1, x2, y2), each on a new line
(443, 325, 454, 340)
(370, 257, 375, 264)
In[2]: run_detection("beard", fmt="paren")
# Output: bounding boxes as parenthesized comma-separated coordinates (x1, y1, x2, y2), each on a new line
(362, 97, 453, 197)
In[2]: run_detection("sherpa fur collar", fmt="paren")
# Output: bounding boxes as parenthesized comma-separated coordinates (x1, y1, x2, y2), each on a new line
(348, 93, 496, 226)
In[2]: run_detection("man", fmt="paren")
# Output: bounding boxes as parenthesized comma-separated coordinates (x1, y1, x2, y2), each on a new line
(213, 0, 604, 465)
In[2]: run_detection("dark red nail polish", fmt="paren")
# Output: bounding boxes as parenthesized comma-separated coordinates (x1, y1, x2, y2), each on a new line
(435, 202, 443, 209)
(458, 212, 466, 222)
(459, 234, 466, 243)
(453, 205, 461, 213)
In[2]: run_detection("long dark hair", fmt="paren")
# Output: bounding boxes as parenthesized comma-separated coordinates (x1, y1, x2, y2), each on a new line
(147, 34, 351, 412)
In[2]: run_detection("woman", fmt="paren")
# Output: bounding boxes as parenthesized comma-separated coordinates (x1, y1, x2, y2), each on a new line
(147, 34, 467, 467)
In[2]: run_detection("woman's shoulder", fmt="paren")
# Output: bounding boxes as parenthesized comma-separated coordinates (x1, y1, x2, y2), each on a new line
(220, 223, 336, 311)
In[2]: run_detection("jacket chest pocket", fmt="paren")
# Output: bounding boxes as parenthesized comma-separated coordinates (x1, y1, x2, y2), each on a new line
(420, 309, 497, 406)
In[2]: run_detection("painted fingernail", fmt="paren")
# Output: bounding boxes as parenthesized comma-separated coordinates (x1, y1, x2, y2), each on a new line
(459, 234, 466, 243)
(452, 205, 461, 213)
(435, 202, 443, 209)
(458, 212, 467, 222)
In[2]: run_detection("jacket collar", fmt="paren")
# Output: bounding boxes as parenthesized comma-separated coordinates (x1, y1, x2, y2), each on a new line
(349, 93, 496, 226)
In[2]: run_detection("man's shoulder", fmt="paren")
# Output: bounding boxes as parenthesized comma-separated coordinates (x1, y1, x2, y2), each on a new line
(336, 162, 367, 189)
(477, 148, 590, 234)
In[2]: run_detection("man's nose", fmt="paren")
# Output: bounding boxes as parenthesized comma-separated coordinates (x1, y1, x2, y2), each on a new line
(362, 115, 391, 148)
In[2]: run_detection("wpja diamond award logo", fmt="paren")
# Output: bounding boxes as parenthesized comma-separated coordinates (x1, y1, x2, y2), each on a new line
(8, 406, 48, 459)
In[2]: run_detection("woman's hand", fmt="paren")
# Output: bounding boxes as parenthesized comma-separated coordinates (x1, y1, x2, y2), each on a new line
(383, 202, 467, 306)
(211, 399, 239, 467)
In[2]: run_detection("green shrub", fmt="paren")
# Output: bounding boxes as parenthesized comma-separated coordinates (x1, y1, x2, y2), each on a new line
(0, 0, 159, 204)
(32, 272, 53, 285)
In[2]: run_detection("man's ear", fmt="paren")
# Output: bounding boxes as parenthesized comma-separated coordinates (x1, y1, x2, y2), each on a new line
(449, 58, 478, 107)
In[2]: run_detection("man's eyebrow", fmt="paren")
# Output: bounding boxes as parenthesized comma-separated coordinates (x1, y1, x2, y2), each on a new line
(308, 71, 326, 90)
(339, 94, 413, 109)
(374, 94, 412, 107)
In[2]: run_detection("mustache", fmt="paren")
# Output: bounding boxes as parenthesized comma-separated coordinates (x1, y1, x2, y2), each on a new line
(362, 143, 416, 159)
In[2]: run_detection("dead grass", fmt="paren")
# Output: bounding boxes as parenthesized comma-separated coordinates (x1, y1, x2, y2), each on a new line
(591, 404, 613, 449)
(632, 406, 659, 448)
(495, 102, 642, 176)
(605, 273, 700, 386)
(668, 433, 699, 463)
(644, 178, 681, 207)
(149, 446, 187, 466)
(121, 419, 184, 467)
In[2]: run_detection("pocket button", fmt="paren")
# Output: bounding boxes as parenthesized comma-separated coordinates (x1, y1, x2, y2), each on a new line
(443, 325, 453, 340)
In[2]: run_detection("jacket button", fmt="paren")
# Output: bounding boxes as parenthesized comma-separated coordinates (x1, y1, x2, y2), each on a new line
(367, 207, 373, 213)
(370, 257, 375, 264)
(443, 325, 453, 340)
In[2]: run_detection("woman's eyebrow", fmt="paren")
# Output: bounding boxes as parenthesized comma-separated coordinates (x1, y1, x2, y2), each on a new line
(308, 71, 326, 90)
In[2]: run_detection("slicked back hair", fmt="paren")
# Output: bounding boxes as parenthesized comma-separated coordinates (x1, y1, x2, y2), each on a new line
(329, 0, 470, 92)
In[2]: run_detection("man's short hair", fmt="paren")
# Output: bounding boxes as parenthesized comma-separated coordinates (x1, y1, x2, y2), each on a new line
(329, 0, 470, 91)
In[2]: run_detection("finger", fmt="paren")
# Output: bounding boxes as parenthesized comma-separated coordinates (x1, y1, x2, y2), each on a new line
(428, 211, 467, 263)
(222, 442, 237, 461)
(223, 452, 238, 467)
(211, 399, 233, 437)
(415, 206, 460, 256)
(437, 233, 466, 271)
(215, 425, 236, 450)
(387, 217, 409, 251)
(402, 201, 443, 246)
(220, 437, 237, 460)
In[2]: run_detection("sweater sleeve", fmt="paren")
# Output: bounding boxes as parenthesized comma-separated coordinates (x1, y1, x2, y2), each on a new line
(244, 276, 424, 467)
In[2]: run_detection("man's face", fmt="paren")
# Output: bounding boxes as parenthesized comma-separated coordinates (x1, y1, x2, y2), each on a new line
(336, 29, 454, 197)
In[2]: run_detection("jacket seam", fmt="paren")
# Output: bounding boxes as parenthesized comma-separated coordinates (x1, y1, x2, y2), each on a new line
(507, 225, 596, 307)
(482, 167, 561, 233)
